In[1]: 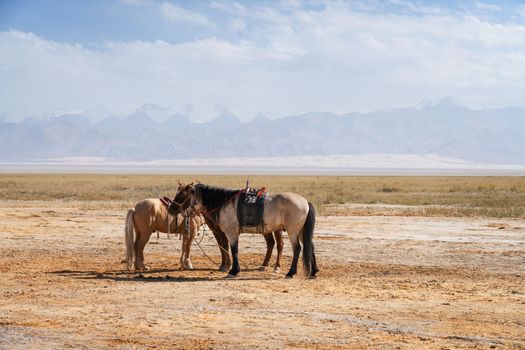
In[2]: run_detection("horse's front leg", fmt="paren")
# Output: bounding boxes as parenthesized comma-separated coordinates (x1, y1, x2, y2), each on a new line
(185, 227, 195, 269)
(180, 233, 194, 270)
(212, 229, 230, 272)
(205, 216, 231, 272)
(259, 232, 275, 271)
(220, 210, 241, 277)
(180, 220, 197, 270)
(179, 234, 186, 269)
(226, 235, 240, 277)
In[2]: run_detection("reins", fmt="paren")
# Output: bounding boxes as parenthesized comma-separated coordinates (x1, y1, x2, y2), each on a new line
(192, 224, 221, 267)
(200, 207, 219, 222)
(191, 225, 249, 271)
(170, 204, 226, 269)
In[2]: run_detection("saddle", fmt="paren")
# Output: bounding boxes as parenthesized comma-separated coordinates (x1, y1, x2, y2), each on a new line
(161, 196, 180, 217)
(160, 196, 173, 208)
(236, 187, 267, 233)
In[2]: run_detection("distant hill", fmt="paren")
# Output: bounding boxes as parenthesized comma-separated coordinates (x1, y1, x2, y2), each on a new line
(1, 98, 524, 164)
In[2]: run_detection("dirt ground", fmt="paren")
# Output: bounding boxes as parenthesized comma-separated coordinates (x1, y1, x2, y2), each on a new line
(0, 200, 524, 349)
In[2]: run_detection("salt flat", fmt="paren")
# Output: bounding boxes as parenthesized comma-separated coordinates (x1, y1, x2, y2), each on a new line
(1, 154, 525, 175)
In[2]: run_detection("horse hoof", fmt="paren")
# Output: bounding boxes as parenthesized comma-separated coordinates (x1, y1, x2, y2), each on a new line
(258, 266, 267, 271)
(184, 262, 194, 270)
(285, 274, 293, 279)
(308, 275, 317, 279)
(224, 274, 237, 279)
(218, 265, 228, 272)
(273, 267, 281, 273)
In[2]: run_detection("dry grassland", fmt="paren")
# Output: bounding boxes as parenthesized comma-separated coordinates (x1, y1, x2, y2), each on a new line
(0, 174, 524, 217)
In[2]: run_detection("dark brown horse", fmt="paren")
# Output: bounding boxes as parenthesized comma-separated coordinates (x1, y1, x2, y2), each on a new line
(170, 183, 285, 272)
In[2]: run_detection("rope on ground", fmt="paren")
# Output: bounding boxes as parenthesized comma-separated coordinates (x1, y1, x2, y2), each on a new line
(192, 226, 221, 268)
(191, 224, 250, 271)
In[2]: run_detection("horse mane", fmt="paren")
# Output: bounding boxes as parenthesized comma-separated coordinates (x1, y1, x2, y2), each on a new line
(195, 184, 239, 213)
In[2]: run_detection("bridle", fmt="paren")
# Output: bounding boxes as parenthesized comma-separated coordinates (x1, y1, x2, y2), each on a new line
(185, 186, 214, 220)
(167, 189, 196, 238)
(169, 191, 191, 214)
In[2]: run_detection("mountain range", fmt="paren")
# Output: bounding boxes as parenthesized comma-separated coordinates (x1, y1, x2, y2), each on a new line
(1, 98, 524, 164)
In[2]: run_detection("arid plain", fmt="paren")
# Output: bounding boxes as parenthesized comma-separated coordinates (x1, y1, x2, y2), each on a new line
(0, 175, 524, 349)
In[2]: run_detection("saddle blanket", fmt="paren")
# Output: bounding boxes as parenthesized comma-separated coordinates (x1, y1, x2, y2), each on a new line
(237, 187, 267, 231)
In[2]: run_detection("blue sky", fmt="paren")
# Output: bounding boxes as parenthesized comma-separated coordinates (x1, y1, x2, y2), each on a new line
(2, 1, 523, 44)
(1, 0, 218, 44)
(1, 0, 525, 121)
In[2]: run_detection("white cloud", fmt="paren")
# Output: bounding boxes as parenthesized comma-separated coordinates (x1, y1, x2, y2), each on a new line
(1, 2, 525, 121)
(118, 0, 154, 7)
(159, 2, 213, 27)
(474, 1, 501, 12)
(209, 1, 248, 16)
(119, 0, 214, 27)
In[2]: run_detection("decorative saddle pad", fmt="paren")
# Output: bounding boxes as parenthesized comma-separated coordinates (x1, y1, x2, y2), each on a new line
(236, 187, 267, 230)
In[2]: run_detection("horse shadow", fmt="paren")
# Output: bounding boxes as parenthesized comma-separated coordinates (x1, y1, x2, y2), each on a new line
(49, 266, 280, 283)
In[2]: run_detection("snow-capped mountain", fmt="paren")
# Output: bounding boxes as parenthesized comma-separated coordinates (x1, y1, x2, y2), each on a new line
(0, 98, 523, 164)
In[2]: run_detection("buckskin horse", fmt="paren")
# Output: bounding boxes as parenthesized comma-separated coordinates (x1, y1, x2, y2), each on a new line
(171, 183, 319, 279)
(124, 197, 204, 271)
(169, 183, 286, 273)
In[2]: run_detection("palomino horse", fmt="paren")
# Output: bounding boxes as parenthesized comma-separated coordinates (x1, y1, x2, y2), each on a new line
(124, 198, 204, 270)
(174, 183, 318, 278)
(169, 183, 285, 273)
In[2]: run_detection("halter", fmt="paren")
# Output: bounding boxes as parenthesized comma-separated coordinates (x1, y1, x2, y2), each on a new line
(169, 193, 191, 214)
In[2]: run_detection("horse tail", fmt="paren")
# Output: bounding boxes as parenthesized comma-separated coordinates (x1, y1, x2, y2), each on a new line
(302, 202, 318, 278)
(124, 208, 135, 270)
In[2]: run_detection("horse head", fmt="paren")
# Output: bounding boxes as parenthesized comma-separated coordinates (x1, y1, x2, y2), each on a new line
(188, 183, 204, 214)
(168, 182, 194, 216)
